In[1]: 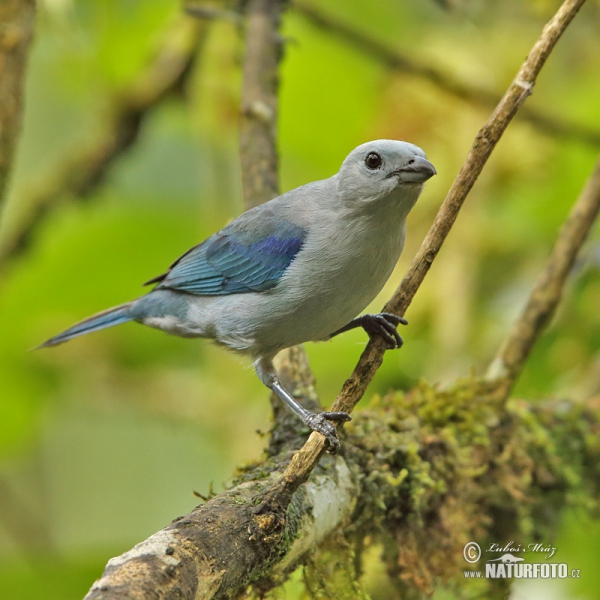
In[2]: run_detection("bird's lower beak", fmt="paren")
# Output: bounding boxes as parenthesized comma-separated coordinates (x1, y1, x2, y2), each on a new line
(395, 156, 437, 184)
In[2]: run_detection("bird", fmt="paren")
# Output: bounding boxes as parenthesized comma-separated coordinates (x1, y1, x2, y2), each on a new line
(39, 140, 436, 452)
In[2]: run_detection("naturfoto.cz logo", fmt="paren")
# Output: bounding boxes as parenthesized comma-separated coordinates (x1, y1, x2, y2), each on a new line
(462, 541, 581, 580)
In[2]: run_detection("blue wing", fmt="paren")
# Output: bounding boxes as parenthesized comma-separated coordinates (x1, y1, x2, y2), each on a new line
(146, 216, 307, 296)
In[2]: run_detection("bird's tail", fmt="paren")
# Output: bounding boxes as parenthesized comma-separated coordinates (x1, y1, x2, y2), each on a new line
(37, 302, 134, 348)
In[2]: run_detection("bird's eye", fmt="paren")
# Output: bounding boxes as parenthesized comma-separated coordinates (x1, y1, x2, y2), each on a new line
(365, 152, 382, 170)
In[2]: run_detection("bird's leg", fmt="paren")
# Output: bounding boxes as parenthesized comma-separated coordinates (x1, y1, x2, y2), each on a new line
(330, 313, 408, 349)
(255, 358, 351, 454)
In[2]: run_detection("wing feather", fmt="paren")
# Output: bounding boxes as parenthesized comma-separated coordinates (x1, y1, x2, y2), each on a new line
(145, 217, 307, 296)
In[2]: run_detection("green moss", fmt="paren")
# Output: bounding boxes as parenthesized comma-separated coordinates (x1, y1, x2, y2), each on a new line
(302, 531, 371, 600)
(340, 377, 600, 597)
(238, 377, 600, 598)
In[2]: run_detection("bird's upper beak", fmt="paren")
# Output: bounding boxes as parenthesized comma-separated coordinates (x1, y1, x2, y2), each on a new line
(392, 156, 437, 184)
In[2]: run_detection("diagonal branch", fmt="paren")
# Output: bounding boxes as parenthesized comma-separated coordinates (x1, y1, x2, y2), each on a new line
(271, 0, 588, 497)
(487, 155, 600, 398)
(295, 1, 600, 149)
(0, 15, 207, 270)
(0, 0, 35, 214)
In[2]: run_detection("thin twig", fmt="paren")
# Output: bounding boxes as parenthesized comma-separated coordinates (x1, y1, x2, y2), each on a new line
(487, 155, 600, 398)
(235, 0, 324, 444)
(295, 2, 600, 149)
(239, 0, 286, 208)
(0, 0, 35, 214)
(271, 0, 588, 496)
(0, 16, 207, 269)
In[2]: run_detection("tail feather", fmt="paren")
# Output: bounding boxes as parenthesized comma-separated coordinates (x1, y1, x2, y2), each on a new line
(37, 303, 133, 348)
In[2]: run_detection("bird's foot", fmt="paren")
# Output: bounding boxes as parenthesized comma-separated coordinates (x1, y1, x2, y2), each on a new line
(303, 411, 351, 454)
(359, 313, 408, 349)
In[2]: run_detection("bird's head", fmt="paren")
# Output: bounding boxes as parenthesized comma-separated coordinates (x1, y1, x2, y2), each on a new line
(336, 140, 436, 212)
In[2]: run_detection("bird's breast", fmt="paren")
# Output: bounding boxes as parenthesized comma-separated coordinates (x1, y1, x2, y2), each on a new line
(270, 212, 407, 344)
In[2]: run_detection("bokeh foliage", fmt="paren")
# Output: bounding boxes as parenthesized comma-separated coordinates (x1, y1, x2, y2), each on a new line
(0, 0, 599, 598)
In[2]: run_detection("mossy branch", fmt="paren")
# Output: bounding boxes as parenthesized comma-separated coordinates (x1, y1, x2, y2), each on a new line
(83, 379, 600, 598)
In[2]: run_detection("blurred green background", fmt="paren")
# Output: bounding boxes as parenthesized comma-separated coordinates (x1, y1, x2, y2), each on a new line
(0, 0, 599, 598)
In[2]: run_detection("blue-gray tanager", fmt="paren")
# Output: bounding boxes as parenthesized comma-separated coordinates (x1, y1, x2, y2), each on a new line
(40, 140, 436, 451)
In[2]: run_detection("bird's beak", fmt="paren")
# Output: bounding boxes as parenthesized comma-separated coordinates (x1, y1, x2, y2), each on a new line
(393, 156, 437, 184)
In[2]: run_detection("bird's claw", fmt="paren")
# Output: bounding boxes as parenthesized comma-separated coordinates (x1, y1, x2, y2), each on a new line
(361, 312, 407, 349)
(321, 411, 352, 422)
(303, 411, 352, 454)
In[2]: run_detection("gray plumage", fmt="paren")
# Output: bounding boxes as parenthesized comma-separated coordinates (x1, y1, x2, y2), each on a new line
(40, 140, 436, 452)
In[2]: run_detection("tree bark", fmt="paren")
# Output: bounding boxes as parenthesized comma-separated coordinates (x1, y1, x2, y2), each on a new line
(83, 381, 600, 598)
